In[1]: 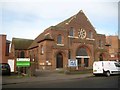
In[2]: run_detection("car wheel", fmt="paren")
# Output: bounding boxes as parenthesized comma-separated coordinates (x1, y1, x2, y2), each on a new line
(105, 71, 110, 77)
(8, 72, 11, 76)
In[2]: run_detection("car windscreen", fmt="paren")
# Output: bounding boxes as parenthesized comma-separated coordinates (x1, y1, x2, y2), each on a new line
(0, 63, 10, 68)
(114, 63, 120, 67)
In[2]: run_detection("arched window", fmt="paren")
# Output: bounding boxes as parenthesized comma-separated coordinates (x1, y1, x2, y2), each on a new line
(69, 27, 74, 36)
(68, 50, 71, 59)
(41, 45, 44, 55)
(57, 35, 62, 44)
(88, 31, 93, 39)
(76, 47, 89, 67)
(76, 48, 88, 56)
(99, 40, 103, 48)
(20, 51, 25, 58)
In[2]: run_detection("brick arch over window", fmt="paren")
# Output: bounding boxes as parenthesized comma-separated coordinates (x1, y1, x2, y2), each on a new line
(54, 50, 67, 58)
(76, 48, 88, 56)
(76, 45, 91, 57)
(75, 45, 92, 67)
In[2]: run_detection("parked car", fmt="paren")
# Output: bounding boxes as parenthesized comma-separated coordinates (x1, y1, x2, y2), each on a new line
(93, 61, 120, 77)
(0, 63, 11, 75)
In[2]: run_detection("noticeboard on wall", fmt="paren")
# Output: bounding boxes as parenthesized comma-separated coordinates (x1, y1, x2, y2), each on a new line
(68, 59, 78, 67)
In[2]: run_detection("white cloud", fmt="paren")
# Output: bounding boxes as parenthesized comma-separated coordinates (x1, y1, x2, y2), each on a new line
(2, 1, 118, 19)
(0, 0, 118, 40)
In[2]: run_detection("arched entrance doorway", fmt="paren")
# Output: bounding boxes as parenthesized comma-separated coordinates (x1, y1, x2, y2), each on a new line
(76, 47, 90, 69)
(56, 53, 63, 68)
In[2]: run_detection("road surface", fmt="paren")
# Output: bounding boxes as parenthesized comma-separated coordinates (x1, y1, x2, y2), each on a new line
(2, 75, 119, 88)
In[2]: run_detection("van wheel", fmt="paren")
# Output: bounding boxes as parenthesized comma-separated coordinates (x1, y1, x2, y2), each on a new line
(105, 71, 110, 77)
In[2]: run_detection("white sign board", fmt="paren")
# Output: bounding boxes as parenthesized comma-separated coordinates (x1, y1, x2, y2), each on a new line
(76, 56, 90, 58)
(8, 59, 15, 72)
(68, 59, 78, 67)
(17, 58, 30, 61)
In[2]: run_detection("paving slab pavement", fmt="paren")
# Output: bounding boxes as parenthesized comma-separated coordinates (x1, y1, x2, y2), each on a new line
(2, 71, 93, 85)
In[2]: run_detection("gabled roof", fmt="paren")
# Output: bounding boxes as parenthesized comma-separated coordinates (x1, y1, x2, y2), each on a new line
(28, 10, 96, 49)
(55, 15, 75, 28)
(28, 29, 48, 49)
(28, 30, 54, 49)
(55, 10, 95, 31)
(28, 33, 44, 49)
(12, 38, 33, 50)
(37, 33, 54, 43)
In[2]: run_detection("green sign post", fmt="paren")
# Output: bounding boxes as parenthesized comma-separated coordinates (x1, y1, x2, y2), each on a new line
(16, 58, 30, 67)
(16, 58, 30, 77)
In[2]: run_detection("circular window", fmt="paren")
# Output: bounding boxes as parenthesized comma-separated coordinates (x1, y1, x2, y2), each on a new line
(78, 29, 86, 39)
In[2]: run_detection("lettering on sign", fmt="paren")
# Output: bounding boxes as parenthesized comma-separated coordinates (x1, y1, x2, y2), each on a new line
(68, 59, 78, 67)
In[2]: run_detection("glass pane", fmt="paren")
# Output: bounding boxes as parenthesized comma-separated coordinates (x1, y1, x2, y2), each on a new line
(57, 35, 62, 44)
(69, 27, 74, 36)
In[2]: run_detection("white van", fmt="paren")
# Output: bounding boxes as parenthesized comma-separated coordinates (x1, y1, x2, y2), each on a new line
(93, 61, 120, 76)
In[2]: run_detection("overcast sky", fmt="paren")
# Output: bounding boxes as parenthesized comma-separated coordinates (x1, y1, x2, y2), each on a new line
(0, 0, 119, 41)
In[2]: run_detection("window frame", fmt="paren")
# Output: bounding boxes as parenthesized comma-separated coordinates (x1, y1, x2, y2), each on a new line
(41, 45, 44, 55)
(57, 34, 62, 44)
(88, 31, 93, 39)
(98, 40, 103, 48)
(69, 27, 74, 37)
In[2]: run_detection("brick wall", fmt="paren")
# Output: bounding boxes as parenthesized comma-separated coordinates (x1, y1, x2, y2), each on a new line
(0, 35, 7, 63)
(34, 11, 108, 71)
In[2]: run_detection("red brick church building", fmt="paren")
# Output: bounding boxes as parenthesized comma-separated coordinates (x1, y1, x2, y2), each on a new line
(11, 10, 109, 72)
(26, 10, 108, 71)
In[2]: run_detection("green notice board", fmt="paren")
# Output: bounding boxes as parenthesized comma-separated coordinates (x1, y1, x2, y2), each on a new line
(16, 58, 30, 67)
